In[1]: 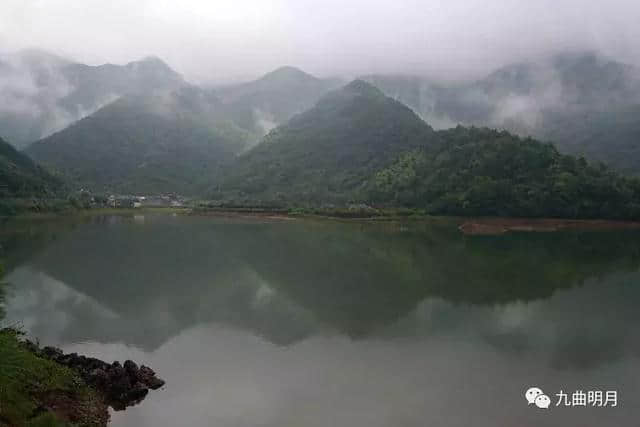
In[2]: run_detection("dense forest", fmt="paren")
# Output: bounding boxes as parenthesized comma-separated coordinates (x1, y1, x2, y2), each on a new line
(214, 81, 640, 220)
(370, 127, 640, 219)
(26, 88, 250, 195)
(0, 136, 63, 198)
(364, 52, 640, 174)
(218, 80, 441, 203)
(4, 57, 640, 221)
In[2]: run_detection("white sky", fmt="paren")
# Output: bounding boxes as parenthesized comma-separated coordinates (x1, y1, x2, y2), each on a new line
(1, 0, 640, 83)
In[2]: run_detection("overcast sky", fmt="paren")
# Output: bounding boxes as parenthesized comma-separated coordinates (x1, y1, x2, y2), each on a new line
(1, 0, 640, 83)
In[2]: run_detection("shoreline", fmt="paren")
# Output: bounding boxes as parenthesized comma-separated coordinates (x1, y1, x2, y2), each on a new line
(6, 206, 640, 234)
(190, 207, 640, 233)
(0, 328, 164, 426)
(457, 217, 640, 235)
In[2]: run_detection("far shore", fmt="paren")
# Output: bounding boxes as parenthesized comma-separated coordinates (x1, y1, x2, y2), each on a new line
(457, 217, 640, 235)
(188, 206, 640, 233)
(6, 206, 640, 234)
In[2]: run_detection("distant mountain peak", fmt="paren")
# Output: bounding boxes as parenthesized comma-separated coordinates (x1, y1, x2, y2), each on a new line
(313, 80, 387, 111)
(125, 55, 181, 75)
(4, 48, 72, 68)
(122, 56, 184, 88)
(259, 66, 319, 84)
(342, 79, 385, 97)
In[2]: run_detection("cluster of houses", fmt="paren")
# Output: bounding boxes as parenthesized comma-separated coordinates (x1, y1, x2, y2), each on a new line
(71, 190, 186, 209)
(106, 194, 186, 208)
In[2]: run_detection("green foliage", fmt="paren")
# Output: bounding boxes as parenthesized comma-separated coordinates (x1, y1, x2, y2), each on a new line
(370, 126, 640, 219)
(0, 137, 63, 199)
(26, 88, 251, 195)
(540, 105, 640, 175)
(220, 80, 441, 203)
(0, 329, 88, 426)
(364, 53, 640, 174)
(0, 261, 102, 426)
(0, 264, 5, 322)
(215, 66, 339, 136)
(0, 52, 185, 149)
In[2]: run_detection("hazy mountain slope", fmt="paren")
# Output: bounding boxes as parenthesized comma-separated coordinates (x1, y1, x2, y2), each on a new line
(0, 136, 62, 197)
(215, 66, 341, 139)
(0, 49, 185, 148)
(26, 87, 250, 195)
(370, 126, 640, 219)
(538, 105, 640, 174)
(219, 80, 441, 202)
(364, 52, 640, 173)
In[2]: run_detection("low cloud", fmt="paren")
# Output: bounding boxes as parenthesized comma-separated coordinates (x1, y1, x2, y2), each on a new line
(1, 1, 640, 84)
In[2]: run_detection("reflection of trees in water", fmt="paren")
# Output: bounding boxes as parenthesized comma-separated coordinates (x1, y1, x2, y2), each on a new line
(8, 216, 640, 345)
(0, 264, 5, 321)
(240, 223, 640, 336)
(0, 217, 80, 273)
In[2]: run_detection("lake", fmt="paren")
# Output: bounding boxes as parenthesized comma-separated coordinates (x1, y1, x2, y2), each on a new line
(1, 213, 639, 426)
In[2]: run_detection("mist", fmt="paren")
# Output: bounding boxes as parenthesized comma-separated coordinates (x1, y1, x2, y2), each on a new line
(2, 0, 640, 84)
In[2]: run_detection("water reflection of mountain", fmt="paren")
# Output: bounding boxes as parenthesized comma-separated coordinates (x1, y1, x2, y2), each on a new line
(5, 215, 640, 351)
(0, 217, 79, 273)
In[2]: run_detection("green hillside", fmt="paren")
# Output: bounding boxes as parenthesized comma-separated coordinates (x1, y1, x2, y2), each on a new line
(0, 136, 62, 197)
(25, 87, 250, 195)
(371, 127, 640, 219)
(216, 66, 341, 139)
(0, 50, 185, 148)
(363, 52, 640, 174)
(539, 105, 640, 175)
(219, 80, 441, 203)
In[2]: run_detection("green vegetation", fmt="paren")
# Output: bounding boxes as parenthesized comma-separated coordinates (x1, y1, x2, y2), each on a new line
(0, 265, 5, 322)
(0, 263, 105, 427)
(0, 137, 63, 198)
(0, 51, 185, 149)
(371, 127, 640, 219)
(0, 136, 68, 217)
(19, 64, 339, 197)
(364, 52, 640, 174)
(0, 329, 107, 427)
(8, 60, 640, 221)
(25, 87, 251, 195)
(540, 105, 640, 175)
(216, 66, 340, 136)
(216, 80, 640, 220)
(219, 80, 441, 203)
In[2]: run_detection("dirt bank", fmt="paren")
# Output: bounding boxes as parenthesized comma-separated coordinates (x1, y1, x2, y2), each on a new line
(459, 218, 640, 235)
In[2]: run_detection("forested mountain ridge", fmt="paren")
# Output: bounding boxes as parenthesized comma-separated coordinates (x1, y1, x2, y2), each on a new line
(0, 50, 186, 148)
(216, 80, 640, 220)
(0, 136, 63, 197)
(218, 80, 442, 203)
(214, 66, 341, 140)
(16, 63, 341, 195)
(370, 126, 640, 219)
(25, 87, 250, 195)
(363, 52, 640, 174)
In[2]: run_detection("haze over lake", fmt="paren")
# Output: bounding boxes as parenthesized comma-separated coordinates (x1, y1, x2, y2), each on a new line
(1, 214, 639, 426)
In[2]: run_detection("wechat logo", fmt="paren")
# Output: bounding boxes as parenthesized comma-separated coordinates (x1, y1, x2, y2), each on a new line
(526, 387, 551, 409)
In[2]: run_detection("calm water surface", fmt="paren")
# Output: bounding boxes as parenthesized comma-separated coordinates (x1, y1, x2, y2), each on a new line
(1, 214, 639, 426)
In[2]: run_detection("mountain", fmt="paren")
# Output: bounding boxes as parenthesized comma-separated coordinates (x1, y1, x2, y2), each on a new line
(537, 105, 640, 174)
(219, 80, 441, 203)
(370, 126, 640, 219)
(0, 136, 62, 198)
(25, 86, 250, 195)
(363, 52, 640, 173)
(0, 50, 185, 148)
(215, 66, 341, 141)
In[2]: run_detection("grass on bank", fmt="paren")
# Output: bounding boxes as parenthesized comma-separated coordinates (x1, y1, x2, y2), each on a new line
(0, 328, 106, 426)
